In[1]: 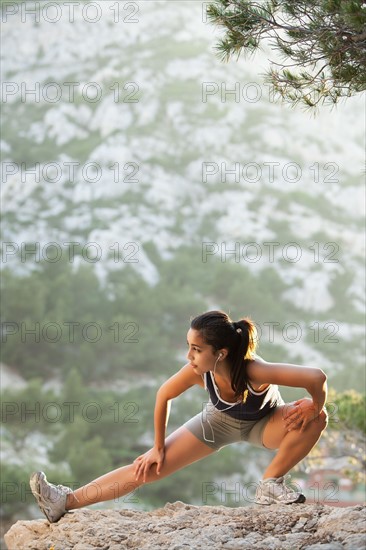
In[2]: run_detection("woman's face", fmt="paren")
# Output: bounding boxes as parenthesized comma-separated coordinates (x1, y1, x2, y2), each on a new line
(186, 328, 218, 375)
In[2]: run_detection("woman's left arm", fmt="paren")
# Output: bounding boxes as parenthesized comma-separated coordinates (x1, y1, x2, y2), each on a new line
(247, 357, 328, 431)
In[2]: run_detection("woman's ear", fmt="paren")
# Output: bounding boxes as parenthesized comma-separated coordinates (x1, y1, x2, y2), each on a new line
(218, 349, 229, 360)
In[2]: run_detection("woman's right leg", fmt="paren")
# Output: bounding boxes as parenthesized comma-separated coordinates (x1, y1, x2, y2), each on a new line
(67, 425, 216, 510)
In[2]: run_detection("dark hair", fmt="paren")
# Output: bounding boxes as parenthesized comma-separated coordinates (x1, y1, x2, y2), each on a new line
(190, 310, 257, 399)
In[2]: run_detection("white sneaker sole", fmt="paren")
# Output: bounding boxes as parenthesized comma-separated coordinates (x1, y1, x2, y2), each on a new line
(29, 471, 45, 504)
(30, 471, 65, 522)
(255, 493, 306, 505)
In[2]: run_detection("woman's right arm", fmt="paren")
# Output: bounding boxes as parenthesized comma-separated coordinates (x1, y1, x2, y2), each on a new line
(154, 362, 204, 449)
(134, 363, 203, 482)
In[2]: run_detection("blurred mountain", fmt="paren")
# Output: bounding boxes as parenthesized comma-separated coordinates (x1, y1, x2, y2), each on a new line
(1, 1, 365, 386)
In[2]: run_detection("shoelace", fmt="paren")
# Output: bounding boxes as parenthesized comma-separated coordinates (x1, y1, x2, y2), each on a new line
(54, 484, 80, 503)
(56, 484, 76, 495)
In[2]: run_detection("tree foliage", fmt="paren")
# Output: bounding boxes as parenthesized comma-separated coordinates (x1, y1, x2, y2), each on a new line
(207, 0, 366, 109)
(304, 389, 366, 484)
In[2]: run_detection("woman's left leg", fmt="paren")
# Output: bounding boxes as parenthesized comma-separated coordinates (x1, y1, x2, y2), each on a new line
(261, 404, 328, 479)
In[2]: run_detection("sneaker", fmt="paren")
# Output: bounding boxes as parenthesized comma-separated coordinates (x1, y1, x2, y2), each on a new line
(255, 474, 306, 505)
(30, 471, 73, 522)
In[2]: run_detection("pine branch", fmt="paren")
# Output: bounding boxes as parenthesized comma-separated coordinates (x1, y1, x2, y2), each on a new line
(207, 0, 366, 109)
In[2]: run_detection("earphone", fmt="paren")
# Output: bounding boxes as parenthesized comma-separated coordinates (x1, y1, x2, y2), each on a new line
(200, 350, 241, 443)
(213, 354, 222, 375)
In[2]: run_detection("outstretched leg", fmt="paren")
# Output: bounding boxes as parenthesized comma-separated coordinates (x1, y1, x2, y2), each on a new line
(66, 426, 215, 510)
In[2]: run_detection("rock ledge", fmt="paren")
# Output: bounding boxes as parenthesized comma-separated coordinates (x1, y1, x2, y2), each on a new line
(4, 502, 366, 550)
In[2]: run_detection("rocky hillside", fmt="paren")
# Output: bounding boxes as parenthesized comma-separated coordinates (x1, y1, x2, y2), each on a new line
(4, 502, 366, 550)
(2, 1, 364, 305)
(2, 0, 365, 387)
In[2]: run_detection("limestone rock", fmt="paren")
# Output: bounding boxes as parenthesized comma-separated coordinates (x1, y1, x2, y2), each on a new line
(4, 502, 366, 550)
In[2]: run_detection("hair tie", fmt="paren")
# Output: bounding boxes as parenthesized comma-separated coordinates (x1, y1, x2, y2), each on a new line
(233, 321, 242, 334)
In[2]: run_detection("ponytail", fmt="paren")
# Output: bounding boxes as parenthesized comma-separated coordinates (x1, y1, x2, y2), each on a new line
(230, 318, 257, 398)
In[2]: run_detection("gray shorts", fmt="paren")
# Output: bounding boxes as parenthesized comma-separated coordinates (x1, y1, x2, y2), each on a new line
(183, 401, 284, 451)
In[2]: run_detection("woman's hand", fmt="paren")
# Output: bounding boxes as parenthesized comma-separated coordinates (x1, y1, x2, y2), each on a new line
(133, 446, 165, 483)
(283, 398, 322, 433)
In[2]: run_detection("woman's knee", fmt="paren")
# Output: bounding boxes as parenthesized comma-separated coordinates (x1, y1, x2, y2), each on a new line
(140, 464, 163, 485)
(318, 408, 328, 429)
(309, 408, 328, 432)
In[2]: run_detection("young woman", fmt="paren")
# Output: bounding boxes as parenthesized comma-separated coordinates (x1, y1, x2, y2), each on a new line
(30, 310, 328, 522)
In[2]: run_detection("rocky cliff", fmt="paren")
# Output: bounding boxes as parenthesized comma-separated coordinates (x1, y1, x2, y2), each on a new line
(4, 502, 366, 550)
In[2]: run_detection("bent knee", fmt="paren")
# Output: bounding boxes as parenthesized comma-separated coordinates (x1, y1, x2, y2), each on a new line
(311, 408, 328, 431)
(319, 408, 328, 428)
